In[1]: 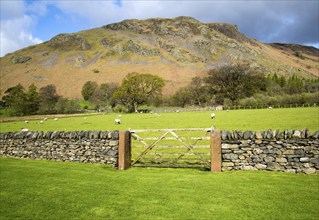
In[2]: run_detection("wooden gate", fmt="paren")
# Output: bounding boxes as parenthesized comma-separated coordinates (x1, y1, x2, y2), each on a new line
(129, 128, 212, 169)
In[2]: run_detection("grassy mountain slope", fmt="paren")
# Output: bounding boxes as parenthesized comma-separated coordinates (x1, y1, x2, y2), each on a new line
(1, 16, 318, 99)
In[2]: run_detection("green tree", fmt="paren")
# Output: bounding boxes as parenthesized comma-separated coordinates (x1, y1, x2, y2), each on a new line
(38, 84, 60, 114)
(189, 76, 210, 106)
(93, 82, 118, 106)
(2, 84, 27, 116)
(113, 73, 165, 112)
(286, 74, 304, 94)
(205, 64, 267, 105)
(25, 84, 40, 115)
(172, 87, 192, 107)
(55, 98, 81, 114)
(278, 75, 287, 88)
(81, 81, 98, 101)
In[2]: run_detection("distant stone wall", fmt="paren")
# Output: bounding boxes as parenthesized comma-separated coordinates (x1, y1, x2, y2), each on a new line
(221, 129, 319, 174)
(0, 131, 119, 167)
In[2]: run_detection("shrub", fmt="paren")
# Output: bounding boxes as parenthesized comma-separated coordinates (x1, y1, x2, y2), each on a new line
(113, 104, 128, 113)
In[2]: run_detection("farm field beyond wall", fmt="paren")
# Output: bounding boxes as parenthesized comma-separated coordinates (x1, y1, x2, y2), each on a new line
(0, 107, 318, 132)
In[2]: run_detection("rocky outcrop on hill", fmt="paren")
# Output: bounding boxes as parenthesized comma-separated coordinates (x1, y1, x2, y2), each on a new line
(47, 34, 92, 50)
(125, 40, 160, 56)
(11, 55, 32, 64)
(104, 16, 202, 38)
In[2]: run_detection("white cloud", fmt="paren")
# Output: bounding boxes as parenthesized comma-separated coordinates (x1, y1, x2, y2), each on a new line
(25, 0, 48, 16)
(54, 1, 121, 26)
(0, 1, 43, 57)
(0, 0, 25, 20)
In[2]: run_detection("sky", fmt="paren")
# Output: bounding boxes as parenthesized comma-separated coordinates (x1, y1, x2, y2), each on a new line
(1, 0, 318, 57)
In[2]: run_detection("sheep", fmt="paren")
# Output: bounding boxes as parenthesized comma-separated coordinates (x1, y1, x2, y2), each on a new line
(54, 118, 58, 121)
(44, 117, 48, 121)
(115, 118, 121, 124)
(24, 120, 29, 124)
(39, 120, 44, 124)
(21, 128, 29, 132)
(211, 113, 216, 119)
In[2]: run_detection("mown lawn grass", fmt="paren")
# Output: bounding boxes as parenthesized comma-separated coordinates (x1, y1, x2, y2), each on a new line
(0, 107, 318, 132)
(0, 158, 318, 220)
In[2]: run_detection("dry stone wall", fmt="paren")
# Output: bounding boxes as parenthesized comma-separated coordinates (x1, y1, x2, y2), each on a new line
(1, 129, 319, 174)
(0, 131, 119, 167)
(221, 129, 319, 174)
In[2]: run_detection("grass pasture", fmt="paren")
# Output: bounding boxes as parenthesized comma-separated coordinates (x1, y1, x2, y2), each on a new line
(0, 107, 318, 132)
(1, 107, 319, 219)
(0, 158, 318, 220)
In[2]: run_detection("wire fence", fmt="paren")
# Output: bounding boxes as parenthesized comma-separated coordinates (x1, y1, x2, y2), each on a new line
(223, 103, 318, 110)
(151, 103, 318, 113)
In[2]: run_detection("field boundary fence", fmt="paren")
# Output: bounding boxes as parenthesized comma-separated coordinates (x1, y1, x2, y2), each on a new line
(150, 103, 317, 113)
(223, 103, 317, 110)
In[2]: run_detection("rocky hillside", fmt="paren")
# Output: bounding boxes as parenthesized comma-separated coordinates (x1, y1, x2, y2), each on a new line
(1, 16, 318, 98)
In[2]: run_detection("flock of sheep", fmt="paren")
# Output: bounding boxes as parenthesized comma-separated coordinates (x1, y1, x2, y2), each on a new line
(21, 110, 221, 132)
(114, 111, 161, 124)
(21, 117, 59, 132)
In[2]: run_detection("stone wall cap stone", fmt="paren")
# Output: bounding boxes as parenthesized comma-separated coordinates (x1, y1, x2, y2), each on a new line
(266, 129, 273, 139)
(109, 131, 119, 140)
(292, 130, 301, 139)
(304, 129, 310, 138)
(311, 130, 319, 139)
(243, 131, 253, 140)
(255, 131, 262, 139)
(100, 131, 109, 139)
(221, 131, 228, 140)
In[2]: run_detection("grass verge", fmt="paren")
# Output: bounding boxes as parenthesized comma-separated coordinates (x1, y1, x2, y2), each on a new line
(0, 158, 318, 220)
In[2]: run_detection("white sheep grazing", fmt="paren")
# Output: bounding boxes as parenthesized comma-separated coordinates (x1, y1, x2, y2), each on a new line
(21, 128, 29, 132)
(44, 117, 48, 121)
(39, 120, 44, 124)
(54, 118, 58, 121)
(115, 118, 121, 124)
(25, 120, 29, 124)
(211, 113, 216, 119)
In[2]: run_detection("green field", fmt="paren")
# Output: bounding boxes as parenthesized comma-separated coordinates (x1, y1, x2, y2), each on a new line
(0, 107, 318, 132)
(0, 158, 318, 220)
(1, 108, 319, 219)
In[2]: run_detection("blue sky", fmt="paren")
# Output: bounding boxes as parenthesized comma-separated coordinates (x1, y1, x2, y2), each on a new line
(1, 0, 318, 57)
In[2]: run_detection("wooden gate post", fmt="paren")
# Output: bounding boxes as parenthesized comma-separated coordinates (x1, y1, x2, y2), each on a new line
(118, 130, 131, 170)
(210, 130, 221, 172)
